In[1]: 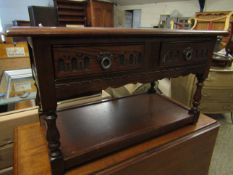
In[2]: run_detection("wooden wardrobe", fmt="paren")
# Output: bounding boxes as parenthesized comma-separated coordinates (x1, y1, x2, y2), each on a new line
(87, 0, 114, 27)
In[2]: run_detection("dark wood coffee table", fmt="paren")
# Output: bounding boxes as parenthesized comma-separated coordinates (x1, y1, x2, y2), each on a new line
(7, 27, 227, 174)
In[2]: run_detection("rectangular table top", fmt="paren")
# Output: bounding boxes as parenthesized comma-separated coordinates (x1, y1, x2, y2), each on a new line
(6, 27, 228, 37)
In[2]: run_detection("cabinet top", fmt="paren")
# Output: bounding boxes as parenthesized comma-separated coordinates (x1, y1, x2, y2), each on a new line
(6, 27, 228, 37)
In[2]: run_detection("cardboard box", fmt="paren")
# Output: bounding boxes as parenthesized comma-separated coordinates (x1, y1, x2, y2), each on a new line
(0, 69, 36, 100)
(0, 42, 29, 59)
(0, 144, 12, 170)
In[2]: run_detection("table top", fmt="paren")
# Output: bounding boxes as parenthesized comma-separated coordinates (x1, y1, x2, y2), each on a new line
(6, 27, 228, 37)
(14, 113, 219, 175)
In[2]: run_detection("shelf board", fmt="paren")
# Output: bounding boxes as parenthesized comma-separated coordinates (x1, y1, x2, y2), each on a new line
(41, 93, 195, 170)
(57, 5, 86, 10)
(56, 0, 87, 5)
(58, 11, 85, 16)
(58, 18, 85, 22)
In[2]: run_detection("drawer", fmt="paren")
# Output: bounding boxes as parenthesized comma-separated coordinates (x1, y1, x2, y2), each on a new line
(200, 102, 233, 113)
(204, 71, 233, 87)
(0, 144, 12, 170)
(0, 108, 38, 146)
(201, 88, 233, 103)
(160, 40, 213, 67)
(53, 44, 145, 79)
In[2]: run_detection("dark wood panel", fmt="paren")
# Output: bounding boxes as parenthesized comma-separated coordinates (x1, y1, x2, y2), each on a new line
(55, 64, 207, 100)
(58, 11, 85, 16)
(54, 0, 87, 26)
(160, 39, 214, 67)
(58, 18, 86, 22)
(30, 38, 57, 112)
(57, 5, 86, 10)
(53, 44, 145, 78)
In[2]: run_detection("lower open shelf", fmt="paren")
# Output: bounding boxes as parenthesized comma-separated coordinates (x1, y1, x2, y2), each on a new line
(44, 93, 195, 170)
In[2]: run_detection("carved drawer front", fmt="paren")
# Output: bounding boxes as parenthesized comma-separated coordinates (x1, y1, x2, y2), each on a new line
(160, 40, 212, 67)
(53, 44, 145, 79)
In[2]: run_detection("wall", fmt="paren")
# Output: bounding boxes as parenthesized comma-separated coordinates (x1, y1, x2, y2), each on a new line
(205, 0, 233, 11)
(115, 0, 233, 28)
(0, 0, 114, 31)
(0, 0, 53, 30)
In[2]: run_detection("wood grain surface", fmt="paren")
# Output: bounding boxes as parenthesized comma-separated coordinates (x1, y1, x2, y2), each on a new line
(6, 27, 228, 37)
(44, 93, 195, 169)
(14, 114, 219, 175)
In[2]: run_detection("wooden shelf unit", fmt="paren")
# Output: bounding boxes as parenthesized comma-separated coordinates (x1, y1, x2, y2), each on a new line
(54, 0, 87, 26)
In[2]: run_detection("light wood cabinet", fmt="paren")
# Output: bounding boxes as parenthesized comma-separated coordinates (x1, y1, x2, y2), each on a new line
(171, 65, 233, 121)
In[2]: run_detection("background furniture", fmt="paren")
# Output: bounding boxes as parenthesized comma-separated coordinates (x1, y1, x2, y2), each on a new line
(0, 108, 38, 175)
(159, 15, 192, 29)
(53, 0, 114, 27)
(191, 11, 233, 49)
(171, 65, 233, 122)
(0, 42, 30, 78)
(12, 20, 30, 27)
(53, 0, 87, 26)
(172, 17, 192, 29)
(87, 0, 114, 27)
(28, 6, 58, 26)
(171, 11, 233, 122)
(0, 69, 36, 112)
(0, 42, 32, 113)
(14, 114, 219, 175)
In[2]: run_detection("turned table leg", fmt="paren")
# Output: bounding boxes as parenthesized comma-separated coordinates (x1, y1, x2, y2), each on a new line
(189, 74, 205, 123)
(231, 112, 233, 124)
(148, 81, 156, 93)
(44, 112, 64, 175)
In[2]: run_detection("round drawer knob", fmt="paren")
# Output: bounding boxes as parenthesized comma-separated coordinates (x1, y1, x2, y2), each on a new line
(100, 56, 112, 70)
(183, 47, 193, 61)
